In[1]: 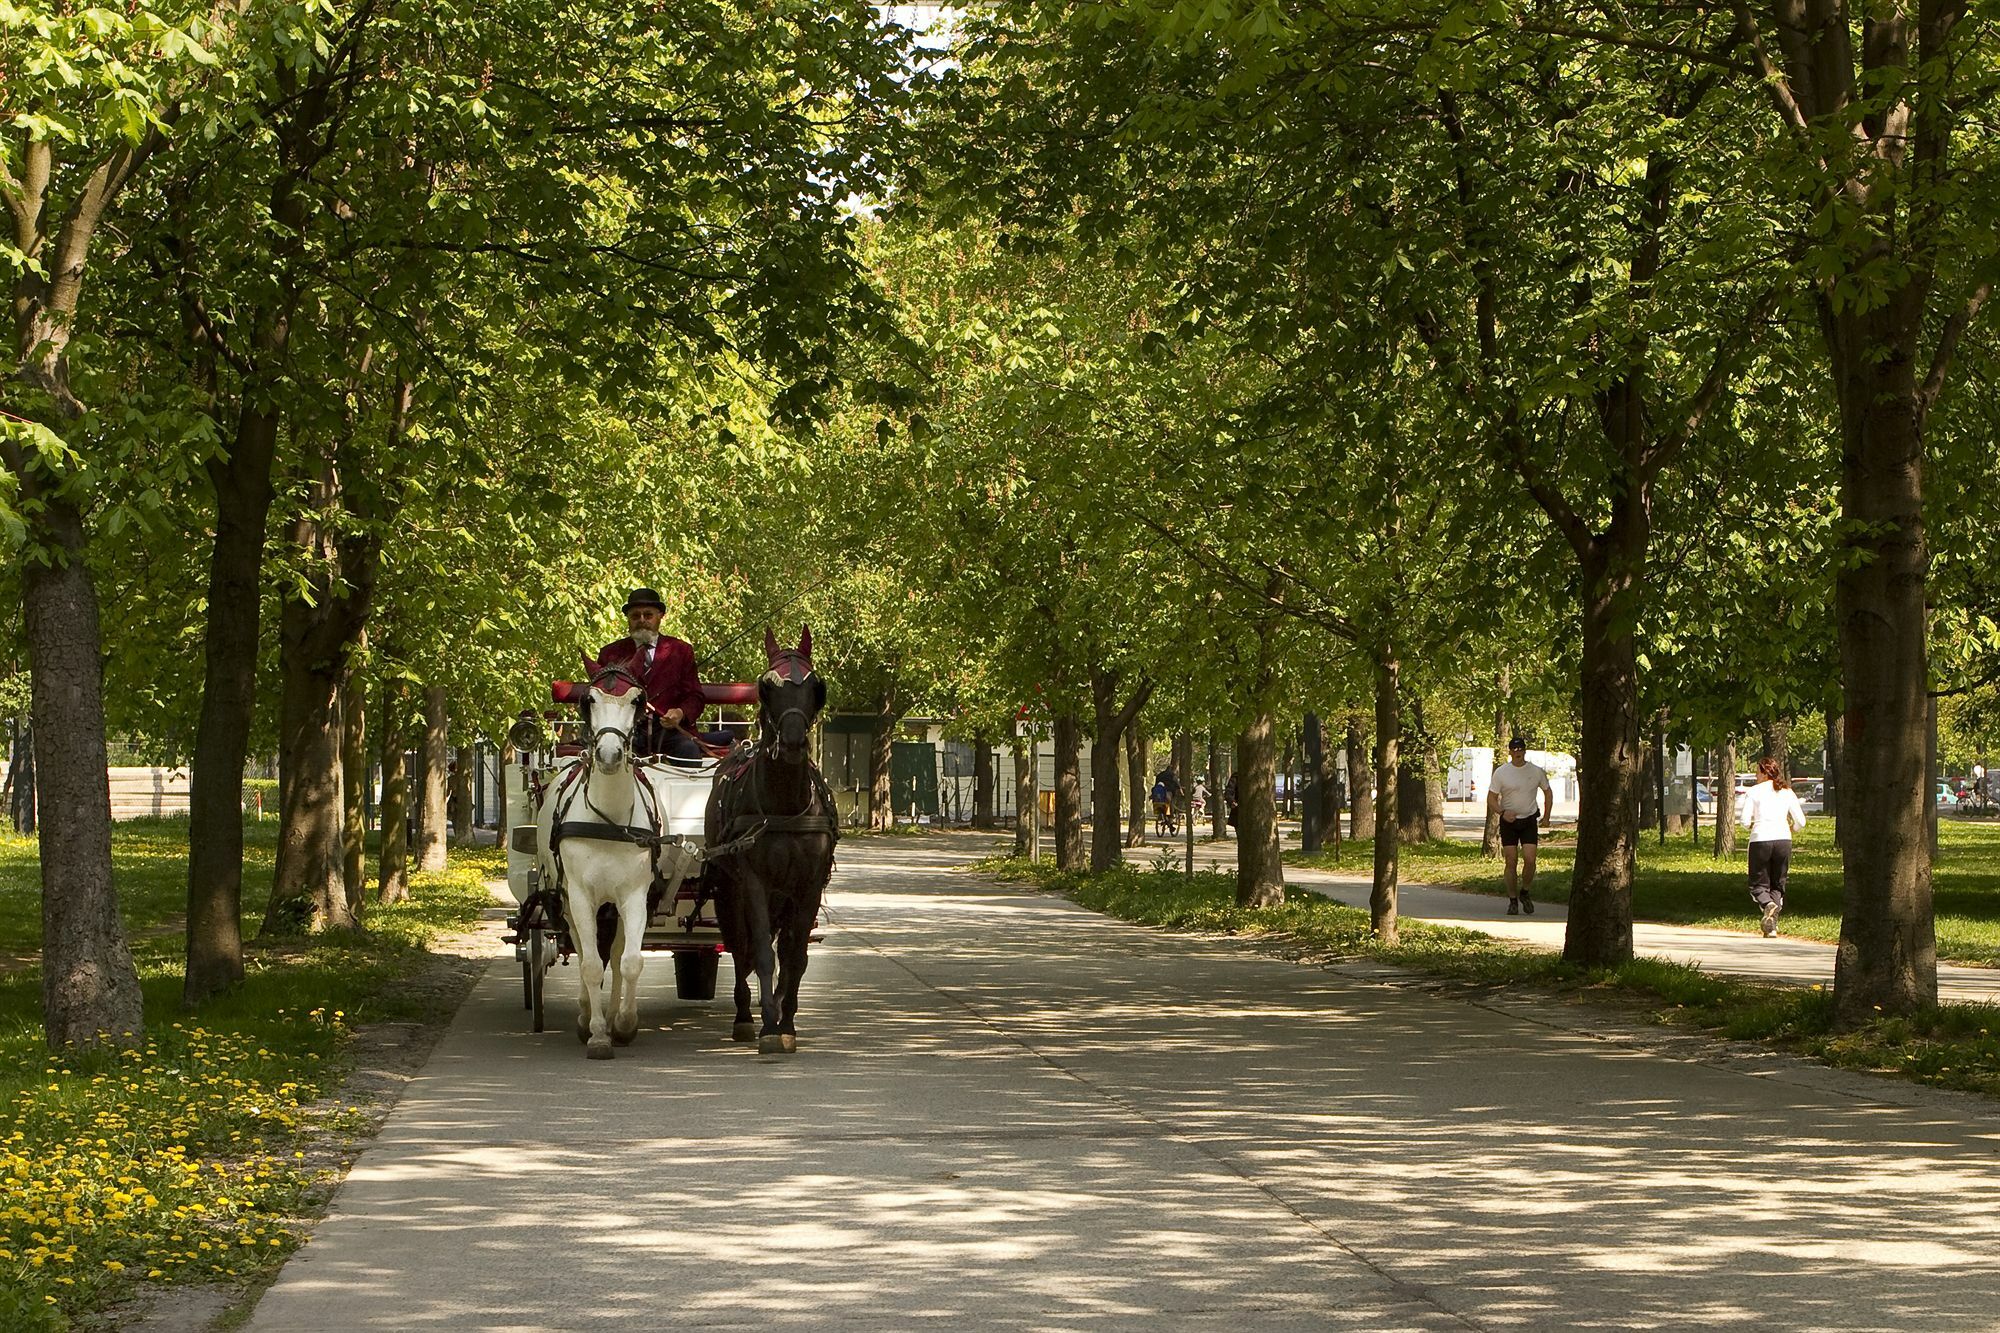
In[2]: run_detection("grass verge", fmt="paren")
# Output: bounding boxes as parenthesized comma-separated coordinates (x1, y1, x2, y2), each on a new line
(1288, 818, 2000, 967)
(0, 819, 495, 1330)
(980, 854, 2000, 1101)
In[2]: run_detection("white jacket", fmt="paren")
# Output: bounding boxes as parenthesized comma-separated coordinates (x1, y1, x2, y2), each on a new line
(1737, 781, 1806, 843)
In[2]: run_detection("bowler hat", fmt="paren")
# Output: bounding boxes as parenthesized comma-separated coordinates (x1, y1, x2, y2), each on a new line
(622, 587, 665, 613)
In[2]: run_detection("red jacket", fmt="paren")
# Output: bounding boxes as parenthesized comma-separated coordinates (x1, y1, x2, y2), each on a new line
(597, 635, 705, 730)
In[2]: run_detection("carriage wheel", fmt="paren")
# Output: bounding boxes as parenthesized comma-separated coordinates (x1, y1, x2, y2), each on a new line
(520, 940, 534, 1011)
(529, 927, 548, 1033)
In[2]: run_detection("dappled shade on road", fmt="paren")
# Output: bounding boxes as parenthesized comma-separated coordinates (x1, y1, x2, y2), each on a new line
(248, 836, 2000, 1331)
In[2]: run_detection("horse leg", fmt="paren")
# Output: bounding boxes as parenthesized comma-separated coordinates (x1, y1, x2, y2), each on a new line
(609, 888, 645, 1045)
(718, 883, 756, 1042)
(568, 887, 613, 1059)
(731, 956, 755, 1043)
(774, 911, 811, 1055)
(744, 881, 784, 1054)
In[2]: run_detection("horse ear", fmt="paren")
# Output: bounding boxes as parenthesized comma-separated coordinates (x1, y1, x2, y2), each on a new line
(799, 625, 812, 659)
(764, 627, 779, 662)
(580, 651, 598, 675)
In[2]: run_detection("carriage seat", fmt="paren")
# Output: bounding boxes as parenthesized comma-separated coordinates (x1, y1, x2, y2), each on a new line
(550, 680, 758, 707)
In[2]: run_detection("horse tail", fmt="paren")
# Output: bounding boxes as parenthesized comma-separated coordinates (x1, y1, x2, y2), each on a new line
(596, 901, 618, 963)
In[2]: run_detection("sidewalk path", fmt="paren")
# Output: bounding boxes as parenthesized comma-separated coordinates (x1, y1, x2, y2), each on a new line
(1127, 836, 2000, 1005)
(249, 833, 2000, 1331)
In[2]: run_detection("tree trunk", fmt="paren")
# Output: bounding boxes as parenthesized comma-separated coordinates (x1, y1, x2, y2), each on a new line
(1279, 732, 1295, 819)
(1235, 708, 1283, 906)
(1089, 688, 1125, 869)
(1714, 741, 1737, 858)
(340, 666, 368, 921)
(22, 494, 144, 1047)
(1124, 726, 1149, 848)
(449, 743, 474, 847)
(1053, 711, 1084, 870)
(265, 589, 356, 935)
(1825, 707, 1844, 848)
(1088, 667, 1153, 871)
(1829, 310, 1937, 1021)
(1397, 696, 1443, 844)
(1208, 730, 1226, 841)
(1370, 654, 1401, 943)
(1563, 539, 1643, 969)
(1301, 712, 1326, 854)
(1397, 761, 1429, 846)
(1345, 713, 1374, 840)
(1690, 747, 1701, 844)
(183, 406, 280, 1005)
(417, 685, 449, 871)
(1481, 697, 1507, 857)
(1761, 718, 1791, 773)
(1639, 718, 1661, 841)
(1656, 717, 1675, 840)
(973, 733, 994, 829)
(866, 690, 897, 831)
(1012, 736, 1036, 858)
(377, 682, 410, 905)
(8, 717, 35, 834)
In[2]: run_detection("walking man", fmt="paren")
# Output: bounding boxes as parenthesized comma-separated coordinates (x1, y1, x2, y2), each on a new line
(1489, 737, 1553, 915)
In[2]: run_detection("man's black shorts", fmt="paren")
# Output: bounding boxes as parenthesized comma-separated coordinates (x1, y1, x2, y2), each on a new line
(1500, 814, 1540, 847)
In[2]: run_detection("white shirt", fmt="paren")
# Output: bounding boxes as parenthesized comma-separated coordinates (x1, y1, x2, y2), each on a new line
(1737, 781, 1806, 843)
(1490, 760, 1548, 819)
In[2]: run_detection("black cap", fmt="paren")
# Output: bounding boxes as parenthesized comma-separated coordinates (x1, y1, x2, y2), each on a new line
(1508, 736, 1527, 751)
(622, 588, 665, 613)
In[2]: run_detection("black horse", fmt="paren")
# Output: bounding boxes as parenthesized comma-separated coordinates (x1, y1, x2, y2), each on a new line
(704, 627, 839, 1054)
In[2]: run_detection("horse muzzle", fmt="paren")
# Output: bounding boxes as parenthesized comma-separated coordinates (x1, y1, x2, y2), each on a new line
(591, 730, 630, 770)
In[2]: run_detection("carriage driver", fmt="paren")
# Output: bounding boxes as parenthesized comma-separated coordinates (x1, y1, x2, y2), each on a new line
(597, 588, 705, 761)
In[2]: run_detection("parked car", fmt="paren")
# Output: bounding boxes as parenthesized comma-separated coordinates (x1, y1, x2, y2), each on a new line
(1938, 783, 1961, 808)
(1798, 781, 1825, 815)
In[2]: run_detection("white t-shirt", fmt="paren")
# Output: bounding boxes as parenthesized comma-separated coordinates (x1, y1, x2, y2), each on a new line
(1737, 781, 1806, 843)
(1490, 760, 1548, 819)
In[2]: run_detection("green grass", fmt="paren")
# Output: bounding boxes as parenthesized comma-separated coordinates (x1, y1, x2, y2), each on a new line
(0, 817, 495, 1329)
(1289, 818, 2000, 967)
(980, 854, 2000, 1101)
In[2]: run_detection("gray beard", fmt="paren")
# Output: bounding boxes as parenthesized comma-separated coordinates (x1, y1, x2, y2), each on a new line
(632, 629, 660, 648)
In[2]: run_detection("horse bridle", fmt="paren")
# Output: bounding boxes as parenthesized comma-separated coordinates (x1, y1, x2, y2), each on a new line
(758, 661, 819, 758)
(584, 662, 649, 765)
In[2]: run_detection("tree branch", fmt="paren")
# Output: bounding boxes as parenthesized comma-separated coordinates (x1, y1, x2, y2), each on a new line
(1918, 282, 1993, 427)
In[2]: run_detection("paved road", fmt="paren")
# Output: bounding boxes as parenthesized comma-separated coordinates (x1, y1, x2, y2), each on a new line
(250, 834, 2000, 1331)
(1128, 836, 2000, 1005)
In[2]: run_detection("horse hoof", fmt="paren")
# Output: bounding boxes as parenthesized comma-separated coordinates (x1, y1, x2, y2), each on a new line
(758, 1034, 785, 1055)
(586, 1040, 614, 1060)
(732, 1022, 757, 1043)
(611, 1019, 638, 1045)
(575, 1023, 591, 1045)
(780, 1033, 797, 1054)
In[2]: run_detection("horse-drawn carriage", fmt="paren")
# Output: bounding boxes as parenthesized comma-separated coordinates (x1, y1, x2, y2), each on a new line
(501, 630, 837, 1058)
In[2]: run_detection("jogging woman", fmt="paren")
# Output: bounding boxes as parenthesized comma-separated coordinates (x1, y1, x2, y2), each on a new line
(1737, 755, 1807, 937)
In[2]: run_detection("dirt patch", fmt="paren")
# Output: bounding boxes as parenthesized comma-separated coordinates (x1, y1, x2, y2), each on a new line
(91, 897, 506, 1331)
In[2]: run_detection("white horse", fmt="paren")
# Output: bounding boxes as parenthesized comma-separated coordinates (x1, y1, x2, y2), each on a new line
(535, 656, 661, 1059)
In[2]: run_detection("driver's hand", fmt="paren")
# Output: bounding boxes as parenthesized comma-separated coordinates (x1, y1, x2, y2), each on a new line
(663, 709, 684, 725)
